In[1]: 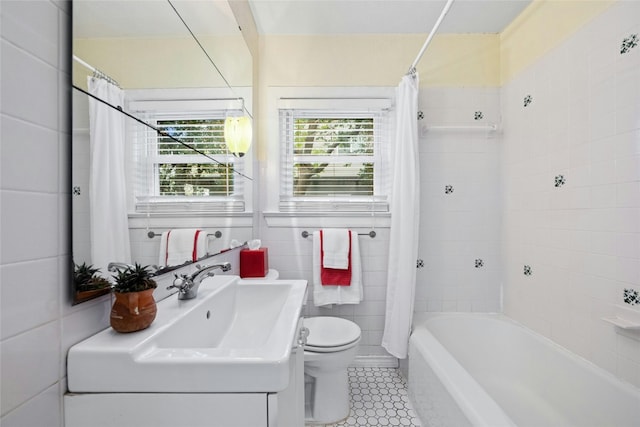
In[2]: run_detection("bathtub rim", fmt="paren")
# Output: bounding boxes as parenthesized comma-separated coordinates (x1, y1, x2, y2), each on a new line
(410, 312, 640, 427)
(414, 312, 640, 395)
(409, 314, 517, 427)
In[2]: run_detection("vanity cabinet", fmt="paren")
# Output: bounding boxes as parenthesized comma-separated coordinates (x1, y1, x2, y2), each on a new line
(65, 393, 269, 427)
(268, 345, 305, 426)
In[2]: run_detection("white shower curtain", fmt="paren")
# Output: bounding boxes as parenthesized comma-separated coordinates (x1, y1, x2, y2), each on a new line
(381, 73, 420, 359)
(88, 77, 131, 274)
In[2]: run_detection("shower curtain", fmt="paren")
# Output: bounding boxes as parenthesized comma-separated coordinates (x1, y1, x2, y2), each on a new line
(88, 77, 131, 274)
(381, 73, 420, 359)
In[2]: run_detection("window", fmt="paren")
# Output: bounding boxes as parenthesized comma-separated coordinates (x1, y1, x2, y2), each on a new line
(279, 100, 391, 213)
(155, 117, 234, 197)
(131, 105, 246, 213)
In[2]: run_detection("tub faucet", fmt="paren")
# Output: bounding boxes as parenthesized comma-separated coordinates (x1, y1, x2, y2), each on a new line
(167, 262, 231, 300)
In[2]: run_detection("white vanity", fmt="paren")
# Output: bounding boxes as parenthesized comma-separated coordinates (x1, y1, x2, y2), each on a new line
(65, 275, 308, 427)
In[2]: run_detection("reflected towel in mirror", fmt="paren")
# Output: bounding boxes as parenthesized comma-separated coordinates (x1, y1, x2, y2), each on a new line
(159, 229, 207, 267)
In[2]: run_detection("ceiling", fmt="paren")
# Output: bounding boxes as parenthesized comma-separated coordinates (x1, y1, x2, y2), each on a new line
(73, 1, 241, 38)
(74, 0, 531, 38)
(248, 0, 532, 35)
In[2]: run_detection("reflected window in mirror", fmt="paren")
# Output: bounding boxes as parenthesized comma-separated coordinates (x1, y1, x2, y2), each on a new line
(128, 91, 249, 214)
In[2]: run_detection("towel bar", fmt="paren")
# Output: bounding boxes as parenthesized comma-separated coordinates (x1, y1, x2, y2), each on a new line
(301, 230, 376, 239)
(147, 230, 222, 239)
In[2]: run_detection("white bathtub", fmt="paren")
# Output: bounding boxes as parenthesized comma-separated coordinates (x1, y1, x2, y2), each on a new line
(408, 313, 640, 427)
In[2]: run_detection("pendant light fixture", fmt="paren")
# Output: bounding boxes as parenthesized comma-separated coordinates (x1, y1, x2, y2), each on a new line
(224, 114, 252, 157)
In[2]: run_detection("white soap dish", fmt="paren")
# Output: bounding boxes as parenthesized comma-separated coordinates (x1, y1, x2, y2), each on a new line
(602, 305, 640, 330)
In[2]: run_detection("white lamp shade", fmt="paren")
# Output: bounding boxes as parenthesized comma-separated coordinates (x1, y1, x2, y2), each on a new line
(224, 116, 252, 157)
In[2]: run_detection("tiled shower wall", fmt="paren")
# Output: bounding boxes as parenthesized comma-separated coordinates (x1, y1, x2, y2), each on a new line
(415, 87, 503, 314)
(502, 1, 640, 387)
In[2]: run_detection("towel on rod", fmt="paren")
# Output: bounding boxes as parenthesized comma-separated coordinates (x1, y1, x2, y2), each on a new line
(158, 229, 208, 267)
(312, 230, 363, 307)
(321, 229, 351, 269)
(320, 230, 352, 285)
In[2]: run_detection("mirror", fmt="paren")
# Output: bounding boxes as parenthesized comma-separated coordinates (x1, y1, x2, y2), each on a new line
(71, 0, 253, 304)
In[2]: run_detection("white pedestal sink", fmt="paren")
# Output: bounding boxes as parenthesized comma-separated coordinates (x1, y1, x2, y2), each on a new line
(66, 275, 308, 427)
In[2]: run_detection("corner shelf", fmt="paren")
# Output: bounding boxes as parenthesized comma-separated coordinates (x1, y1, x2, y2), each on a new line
(602, 305, 640, 330)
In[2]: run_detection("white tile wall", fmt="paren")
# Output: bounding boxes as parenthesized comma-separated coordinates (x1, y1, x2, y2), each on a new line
(0, 1, 110, 425)
(501, 0, 640, 388)
(414, 87, 503, 314)
(0, 384, 62, 427)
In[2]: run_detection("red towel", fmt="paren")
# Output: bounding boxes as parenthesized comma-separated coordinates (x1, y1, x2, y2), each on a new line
(191, 229, 202, 261)
(320, 230, 352, 286)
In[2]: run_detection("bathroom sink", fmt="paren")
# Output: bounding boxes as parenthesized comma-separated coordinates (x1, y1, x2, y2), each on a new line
(67, 276, 307, 393)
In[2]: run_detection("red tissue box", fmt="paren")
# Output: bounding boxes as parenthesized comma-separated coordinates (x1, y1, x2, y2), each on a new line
(240, 248, 269, 278)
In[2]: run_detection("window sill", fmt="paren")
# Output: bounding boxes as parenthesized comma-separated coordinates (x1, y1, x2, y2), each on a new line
(128, 212, 253, 229)
(262, 211, 390, 228)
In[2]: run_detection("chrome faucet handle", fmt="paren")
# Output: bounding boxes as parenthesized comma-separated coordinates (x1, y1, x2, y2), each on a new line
(166, 274, 190, 292)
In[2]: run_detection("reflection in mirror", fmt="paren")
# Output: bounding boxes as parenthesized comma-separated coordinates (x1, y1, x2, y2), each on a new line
(71, 0, 254, 304)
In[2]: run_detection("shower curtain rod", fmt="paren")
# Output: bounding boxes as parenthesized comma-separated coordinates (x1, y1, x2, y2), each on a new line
(407, 0, 455, 75)
(73, 55, 120, 87)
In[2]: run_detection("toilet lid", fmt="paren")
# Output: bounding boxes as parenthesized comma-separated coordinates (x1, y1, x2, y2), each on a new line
(304, 317, 361, 348)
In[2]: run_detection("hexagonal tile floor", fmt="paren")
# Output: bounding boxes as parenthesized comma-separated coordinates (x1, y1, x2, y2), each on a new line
(306, 367, 422, 427)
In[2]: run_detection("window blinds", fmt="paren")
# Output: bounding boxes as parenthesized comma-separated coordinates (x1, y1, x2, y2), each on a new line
(130, 109, 245, 213)
(279, 106, 391, 213)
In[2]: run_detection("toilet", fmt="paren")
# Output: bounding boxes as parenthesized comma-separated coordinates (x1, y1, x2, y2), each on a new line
(303, 316, 361, 424)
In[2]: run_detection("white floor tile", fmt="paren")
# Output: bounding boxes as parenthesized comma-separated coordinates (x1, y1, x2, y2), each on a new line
(307, 367, 422, 427)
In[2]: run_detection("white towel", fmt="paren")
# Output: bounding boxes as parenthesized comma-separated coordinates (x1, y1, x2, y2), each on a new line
(312, 230, 363, 307)
(321, 229, 351, 269)
(158, 229, 208, 267)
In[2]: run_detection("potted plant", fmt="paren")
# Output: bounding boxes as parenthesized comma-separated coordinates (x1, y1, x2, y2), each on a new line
(110, 263, 158, 333)
(74, 262, 112, 302)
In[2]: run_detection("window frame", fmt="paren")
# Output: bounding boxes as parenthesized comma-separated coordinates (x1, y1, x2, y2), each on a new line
(278, 98, 392, 213)
(126, 91, 251, 214)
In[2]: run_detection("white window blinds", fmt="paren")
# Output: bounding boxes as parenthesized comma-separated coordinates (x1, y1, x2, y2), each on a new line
(130, 107, 245, 213)
(279, 99, 391, 213)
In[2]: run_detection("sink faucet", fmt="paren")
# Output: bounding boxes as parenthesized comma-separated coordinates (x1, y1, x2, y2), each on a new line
(167, 262, 232, 300)
(107, 262, 134, 273)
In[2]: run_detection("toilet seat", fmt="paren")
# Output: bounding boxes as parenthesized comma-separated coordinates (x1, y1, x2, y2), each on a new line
(305, 338, 361, 353)
(303, 317, 361, 353)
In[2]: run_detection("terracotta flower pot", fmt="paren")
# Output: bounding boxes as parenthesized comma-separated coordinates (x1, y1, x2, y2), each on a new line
(75, 287, 111, 304)
(110, 288, 157, 333)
